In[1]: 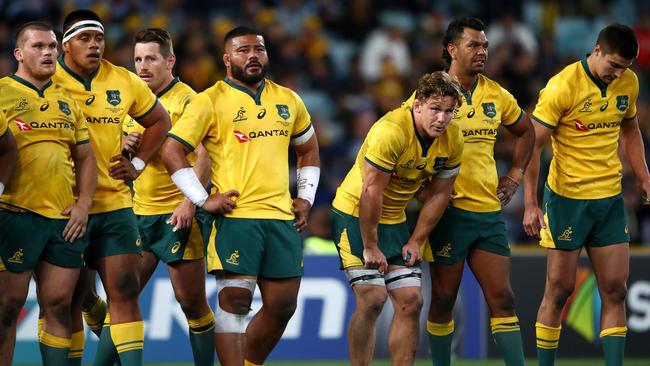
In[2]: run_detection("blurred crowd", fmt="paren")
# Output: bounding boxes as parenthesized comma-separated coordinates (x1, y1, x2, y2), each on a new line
(3, 0, 650, 245)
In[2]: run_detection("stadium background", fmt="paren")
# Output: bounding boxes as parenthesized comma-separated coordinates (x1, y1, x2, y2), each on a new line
(4, 0, 650, 364)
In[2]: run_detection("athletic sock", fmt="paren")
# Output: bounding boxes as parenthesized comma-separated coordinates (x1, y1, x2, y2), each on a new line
(601, 326, 626, 366)
(188, 311, 216, 366)
(67, 330, 84, 366)
(111, 320, 144, 366)
(83, 296, 107, 338)
(244, 359, 262, 366)
(39, 330, 71, 366)
(94, 312, 119, 366)
(427, 320, 454, 366)
(536, 322, 561, 366)
(490, 316, 525, 366)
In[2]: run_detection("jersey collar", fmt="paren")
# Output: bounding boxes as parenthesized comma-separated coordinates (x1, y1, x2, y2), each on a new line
(10, 74, 52, 97)
(224, 77, 266, 105)
(157, 77, 179, 98)
(58, 56, 99, 91)
(581, 56, 608, 97)
(462, 75, 480, 105)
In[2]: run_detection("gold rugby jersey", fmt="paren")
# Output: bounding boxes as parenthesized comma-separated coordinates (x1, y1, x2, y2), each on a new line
(123, 78, 196, 215)
(53, 58, 158, 213)
(0, 75, 89, 218)
(168, 78, 312, 220)
(532, 59, 638, 199)
(332, 103, 464, 224)
(406, 74, 522, 212)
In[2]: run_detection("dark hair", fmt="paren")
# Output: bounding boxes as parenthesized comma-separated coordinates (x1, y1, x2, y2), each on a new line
(597, 24, 638, 60)
(414, 71, 463, 108)
(63, 9, 102, 33)
(224, 26, 263, 45)
(442, 17, 486, 65)
(15, 21, 53, 47)
(135, 28, 174, 57)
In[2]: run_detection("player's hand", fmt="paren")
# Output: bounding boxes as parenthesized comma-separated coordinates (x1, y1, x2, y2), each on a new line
(497, 175, 519, 207)
(523, 204, 546, 239)
(291, 198, 311, 232)
(401, 240, 421, 267)
(167, 199, 195, 232)
(414, 184, 428, 203)
(122, 132, 142, 156)
(109, 154, 140, 180)
(640, 180, 650, 206)
(61, 201, 90, 242)
(202, 189, 240, 215)
(363, 247, 388, 273)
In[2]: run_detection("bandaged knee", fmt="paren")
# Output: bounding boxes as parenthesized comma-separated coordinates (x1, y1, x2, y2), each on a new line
(385, 267, 422, 291)
(344, 268, 385, 287)
(214, 278, 256, 334)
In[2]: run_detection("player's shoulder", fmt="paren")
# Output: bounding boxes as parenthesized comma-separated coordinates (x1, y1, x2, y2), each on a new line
(174, 80, 197, 96)
(263, 79, 303, 102)
(374, 105, 411, 140)
(550, 60, 582, 84)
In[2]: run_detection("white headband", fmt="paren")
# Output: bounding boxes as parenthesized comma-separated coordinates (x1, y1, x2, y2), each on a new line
(63, 20, 104, 43)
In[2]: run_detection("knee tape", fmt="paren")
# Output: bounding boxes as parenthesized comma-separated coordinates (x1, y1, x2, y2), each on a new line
(344, 268, 385, 287)
(214, 278, 256, 333)
(385, 267, 422, 291)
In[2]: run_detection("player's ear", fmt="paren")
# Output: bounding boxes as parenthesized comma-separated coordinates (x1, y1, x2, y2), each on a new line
(223, 53, 230, 68)
(13, 47, 22, 63)
(447, 42, 457, 60)
(167, 54, 176, 70)
(593, 44, 602, 57)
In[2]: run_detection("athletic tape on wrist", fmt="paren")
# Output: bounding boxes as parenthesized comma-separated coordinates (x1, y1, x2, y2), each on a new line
(0, 182, 4, 196)
(131, 157, 145, 171)
(171, 167, 208, 207)
(297, 166, 320, 206)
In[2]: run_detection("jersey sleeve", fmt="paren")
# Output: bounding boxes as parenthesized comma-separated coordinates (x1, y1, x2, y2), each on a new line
(0, 111, 6, 137)
(167, 92, 214, 151)
(122, 116, 143, 135)
(127, 71, 158, 119)
(72, 102, 90, 145)
(532, 77, 569, 129)
(435, 124, 463, 178)
(499, 87, 524, 126)
(624, 72, 639, 120)
(290, 91, 312, 137)
(364, 121, 405, 173)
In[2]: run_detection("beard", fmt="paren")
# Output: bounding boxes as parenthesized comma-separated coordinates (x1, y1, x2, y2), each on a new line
(231, 61, 268, 85)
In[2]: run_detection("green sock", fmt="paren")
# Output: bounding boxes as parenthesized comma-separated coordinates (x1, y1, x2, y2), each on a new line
(491, 317, 525, 366)
(427, 320, 453, 366)
(536, 322, 561, 366)
(111, 321, 144, 366)
(188, 312, 216, 366)
(39, 331, 71, 366)
(601, 327, 626, 366)
(94, 313, 119, 366)
(67, 330, 84, 366)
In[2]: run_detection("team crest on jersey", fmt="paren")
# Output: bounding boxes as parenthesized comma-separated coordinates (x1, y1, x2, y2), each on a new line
(276, 104, 290, 120)
(58, 100, 71, 116)
(482, 102, 496, 118)
(399, 158, 414, 169)
(616, 95, 629, 111)
(433, 157, 448, 171)
(15, 98, 30, 112)
(106, 90, 121, 106)
(233, 107, 247, 122)
(578, 98, 592, 112)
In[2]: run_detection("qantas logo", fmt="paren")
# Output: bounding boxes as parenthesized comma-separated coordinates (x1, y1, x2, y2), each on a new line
(14, 119, 32, 131)
(233, 130, 251, 143)
(574, 119, 589, 131)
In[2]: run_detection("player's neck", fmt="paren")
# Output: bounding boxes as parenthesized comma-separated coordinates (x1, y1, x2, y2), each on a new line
(152, 74, 175, 95)
(585, 54, 605, 84)
(227, 75, 262, 94)
(448, 65, 478, 93)
(63, 54, 98, 80)
(14, 69, 50, 90)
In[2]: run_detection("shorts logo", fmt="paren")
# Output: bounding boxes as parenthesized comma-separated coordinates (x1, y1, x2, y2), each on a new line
(226, 250, 240, 266)
(7, 249, 24, 264)
(436, 243, 452, 258)
(14, 119, 32, 131)
(482, 102, 496, 118)
(171, 241, 181, 254)
(233, 130, 251, 143)
(136, 238, 142, 247)
(106, 90, 121, 106)
(616, 95, 629, 111)
(625, 225, 629, 234)
(276, 104, 290, 120)
(58, 100, 71, 116)
(578, 98, 592, 112)
(558, 226, 573, 241)
(233, 107, 247, 122)
(574, 119, 589, 131)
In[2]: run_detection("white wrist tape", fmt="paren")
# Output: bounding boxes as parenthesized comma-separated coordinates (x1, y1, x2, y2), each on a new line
(0, 182, 4, 196)
(131, 157, 145, 171)
(171, 167, 209, 207)
(297, 166, 320, 206)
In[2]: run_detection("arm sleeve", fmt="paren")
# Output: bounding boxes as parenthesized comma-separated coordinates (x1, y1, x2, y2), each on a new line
(127, 71, 158, 119)
(624, 72, 639, 120)
(531, 78, 568, 129)
(500, 87, 524, 127)
(167, 93, 214, 151)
